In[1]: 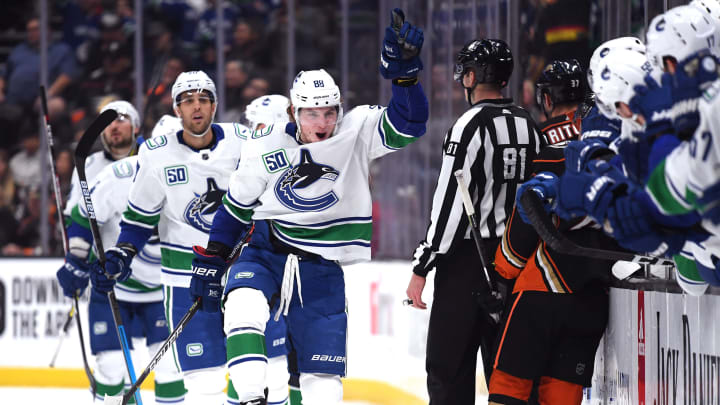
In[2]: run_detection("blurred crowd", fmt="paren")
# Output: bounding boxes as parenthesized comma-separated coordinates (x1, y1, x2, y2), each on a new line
(0, 0, 604, 257)
(0, 0, 340, 256)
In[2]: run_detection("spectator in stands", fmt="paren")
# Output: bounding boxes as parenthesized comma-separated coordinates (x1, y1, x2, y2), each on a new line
(228, 18, 269, 67)
(9, 126, 42, 191)
(55, 148, 74, 198)
(0, 150, 17, 248)
(225, 59, 251, 119)
(195, 0, 239, 47)
(2, 186, 57, 256)
(239, 76, 270, 111)
(0, 16, 79, 117)
(143, 55, 186, 132)
(60, 0, 102, 63)
(81, 12, 134, 111)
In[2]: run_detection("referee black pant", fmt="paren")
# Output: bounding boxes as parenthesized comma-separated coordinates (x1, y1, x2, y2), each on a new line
(426, 238, 502, 405)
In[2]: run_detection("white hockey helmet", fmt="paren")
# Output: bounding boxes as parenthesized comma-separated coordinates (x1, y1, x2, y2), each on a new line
(646, 5, 717, 69)
(290, 69, 343, 135)
(691, 0, 720, 31)
(244, 94, 290, 129)
(587, 37, 646, 91)
(99, 100, 140, 157)
(151, 114, 183, 138)
(592, 49, 653, 120)
(171, 70, 217, 106)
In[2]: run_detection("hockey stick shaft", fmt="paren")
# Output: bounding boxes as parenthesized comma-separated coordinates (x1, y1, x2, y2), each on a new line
(40, 86, 80, 368)
(453, 170, 496, 290)
(39, 86, 68, 254)
(518, 191, 675, 267)
(73, 295, 97, 400)
(113, 226, 257, 405)
(75, 110, 143, 405)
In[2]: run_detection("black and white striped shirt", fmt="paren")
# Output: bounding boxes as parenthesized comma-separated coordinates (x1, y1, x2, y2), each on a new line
(412, 99, 543, 277)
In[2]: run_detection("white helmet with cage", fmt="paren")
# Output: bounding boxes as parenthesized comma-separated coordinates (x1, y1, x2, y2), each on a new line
(99, 100, 140, 157)
(245, 94, 290, 130)
(587, 37, 646, 91)
(290, 69, 343, 138)
(172, 70, 217, 106)
(592, 49, 653, 121)
(646, 5, 717, 69)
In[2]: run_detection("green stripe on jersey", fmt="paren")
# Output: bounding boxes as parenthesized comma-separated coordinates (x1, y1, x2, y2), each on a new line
(118, 277, 162, 293)
(646, 160, 693, 215)
(273, 221, 372, 243)
(161, 247, 194, 270)
(222, 194, 253, 223)
(673, 254, 704, 283)
(70, 205, 91, 229)
(381, 111, 419, 149)
(123, 205, 161, 227)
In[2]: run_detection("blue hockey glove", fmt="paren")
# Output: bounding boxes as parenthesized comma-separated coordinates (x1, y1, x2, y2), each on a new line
(516, 172, 559, 224)
(91, 246, 134, 294)
(606, 191, 697, 257)
(671, 52, 719, 137)
(697, 259, 720, 287)
(190, 245, 228, 313)
(628, 73, 674, 138)
(379, 8, 424, 79)
(554, 160, 628, 221)
(56, 253, 91, 297)
(616, 137, 651, 184)
(564, 139, 609, 174)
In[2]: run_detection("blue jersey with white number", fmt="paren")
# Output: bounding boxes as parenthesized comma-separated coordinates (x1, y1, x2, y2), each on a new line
(120, 123, 250, 287)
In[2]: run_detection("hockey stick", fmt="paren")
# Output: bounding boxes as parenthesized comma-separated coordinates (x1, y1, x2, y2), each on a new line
(40, 85, 80, 368)
(105, 225, 256, 405)
(518, 191, 676, 267)
(454, 170, 501, 324)
(75, 109, 144, 405)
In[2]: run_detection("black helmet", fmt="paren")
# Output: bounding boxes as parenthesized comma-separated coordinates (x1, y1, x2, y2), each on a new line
(535, 59, 585, 109)
(454, 39, 514, 87)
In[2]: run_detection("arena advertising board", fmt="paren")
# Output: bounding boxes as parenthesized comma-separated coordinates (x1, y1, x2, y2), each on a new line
(589, 288, 720, 405)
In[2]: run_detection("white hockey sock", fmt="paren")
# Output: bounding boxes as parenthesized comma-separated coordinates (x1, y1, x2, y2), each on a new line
(299, 373, 342, 405)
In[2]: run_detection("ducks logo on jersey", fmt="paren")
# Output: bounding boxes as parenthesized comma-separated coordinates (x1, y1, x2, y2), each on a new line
(184, 178, 225, 232)
(274, 149, 339, 212)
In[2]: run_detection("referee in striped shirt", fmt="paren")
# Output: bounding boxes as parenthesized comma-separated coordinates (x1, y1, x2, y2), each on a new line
(406, 39, 543, 404)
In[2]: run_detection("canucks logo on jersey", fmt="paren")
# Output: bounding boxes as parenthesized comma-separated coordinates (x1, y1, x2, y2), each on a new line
(184, 178, 225, 232)
(274, 149, 339, 212)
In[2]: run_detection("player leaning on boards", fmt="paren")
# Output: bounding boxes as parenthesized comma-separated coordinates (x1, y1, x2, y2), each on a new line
(490, 60, 617, 405)
(93, 71, 250, 404)
(190, 8, 428, 405)
(406, 38, 543, 404)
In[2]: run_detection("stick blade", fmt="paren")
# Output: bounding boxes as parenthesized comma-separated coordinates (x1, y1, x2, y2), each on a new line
(103, 394, 124, 405)
(75, 109, 118, 165)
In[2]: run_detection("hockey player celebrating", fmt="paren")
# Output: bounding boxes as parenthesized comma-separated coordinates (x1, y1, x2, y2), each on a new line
(93, 70, 251, 404)
(244, 94, 290, 131)
(64, 154, 186, 403)
(190, 8, 428, 405)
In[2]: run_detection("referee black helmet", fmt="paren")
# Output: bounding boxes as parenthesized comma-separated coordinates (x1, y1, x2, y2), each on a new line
(454, 39, 514, 88)
(535, 59, 585, 111)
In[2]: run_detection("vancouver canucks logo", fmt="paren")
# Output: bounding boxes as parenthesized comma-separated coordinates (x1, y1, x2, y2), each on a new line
(274, 149, 339, 212)
(184, 178, 225, 232)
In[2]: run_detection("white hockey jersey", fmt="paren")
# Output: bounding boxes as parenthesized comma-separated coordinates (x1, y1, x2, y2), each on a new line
(122, 123, 250, 287)
(73, 156, 163, 302)
(646, 80, 720, 222)
(63, 150, 114, 217)
(224, 105, 422, 265)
